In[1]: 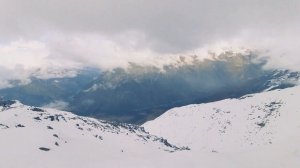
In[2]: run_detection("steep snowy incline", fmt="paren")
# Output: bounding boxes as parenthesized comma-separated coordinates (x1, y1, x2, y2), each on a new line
(143, 86, 300, 154)
(0, 101, 187, 168)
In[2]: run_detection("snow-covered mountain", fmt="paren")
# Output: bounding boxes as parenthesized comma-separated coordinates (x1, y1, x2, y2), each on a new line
(2, 85, 300, 168)
(0, 100, 189, 168)
(143, 85, 300, 167)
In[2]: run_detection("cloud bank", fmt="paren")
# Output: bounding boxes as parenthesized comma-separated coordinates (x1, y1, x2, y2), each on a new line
(0, 0, 299, 88)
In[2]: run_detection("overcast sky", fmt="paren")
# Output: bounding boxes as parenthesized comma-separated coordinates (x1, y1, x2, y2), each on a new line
(0, 0, 300, 87)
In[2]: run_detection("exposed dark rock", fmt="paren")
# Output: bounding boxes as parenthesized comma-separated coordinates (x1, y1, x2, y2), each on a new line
(31, 107, 45, 112)
(0, 124, 9, 129)
(15, 124, 25, 128)
(47, 126, 53, 130)
(94, 134, 103, 140)
(33, 116, 42, 121)
(39, 147, 50, 151)
(44, 114, 66, 122)
(257, 122, 266, 127)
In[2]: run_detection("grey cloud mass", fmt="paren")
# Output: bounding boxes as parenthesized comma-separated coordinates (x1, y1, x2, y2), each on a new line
(0, 0, 300, 87)
(0, 0, 299, 51)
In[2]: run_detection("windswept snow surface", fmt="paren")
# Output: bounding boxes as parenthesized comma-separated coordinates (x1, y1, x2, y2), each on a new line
(0, 101, 188, 168)
(1, 86, 300, 168)
(144, 86, 300, 168)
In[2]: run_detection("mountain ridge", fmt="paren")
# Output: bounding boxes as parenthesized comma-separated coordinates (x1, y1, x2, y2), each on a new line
(2, 85, 300, 167)
(143, 85, 300, 154)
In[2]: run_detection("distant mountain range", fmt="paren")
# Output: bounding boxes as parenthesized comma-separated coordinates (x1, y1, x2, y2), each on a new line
(0, 51, 299, 124)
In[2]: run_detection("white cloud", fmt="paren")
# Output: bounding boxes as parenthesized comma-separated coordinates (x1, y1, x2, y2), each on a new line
(0, 39, 84, 88)
(43, 100, 70, 111)
(0, 0, 299, 88)
(0, 40, 48, 69)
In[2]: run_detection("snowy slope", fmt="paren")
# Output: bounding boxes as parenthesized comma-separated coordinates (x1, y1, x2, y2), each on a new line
(2, 85, 300, 168)
(143, 86, 300, 167)
(0, 101, 189, 168)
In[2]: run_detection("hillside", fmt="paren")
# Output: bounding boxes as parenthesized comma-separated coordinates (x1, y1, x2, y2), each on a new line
(144, 85, 300, 167)
(1, 85, 300, 167)
(0, 100, 187, 168)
